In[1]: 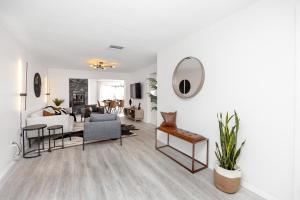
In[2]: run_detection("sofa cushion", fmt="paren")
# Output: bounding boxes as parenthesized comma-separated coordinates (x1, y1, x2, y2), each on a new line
(90, 114, 117, 122)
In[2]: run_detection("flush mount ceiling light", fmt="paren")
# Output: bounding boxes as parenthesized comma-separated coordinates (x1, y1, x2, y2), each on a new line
(87, 58, 118, 70)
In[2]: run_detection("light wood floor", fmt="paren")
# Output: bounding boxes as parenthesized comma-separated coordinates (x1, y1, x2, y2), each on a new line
(0, 118, 264, 200)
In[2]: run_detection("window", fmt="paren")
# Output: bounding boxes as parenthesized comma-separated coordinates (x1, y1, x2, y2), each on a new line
(98, 80, 124, 101)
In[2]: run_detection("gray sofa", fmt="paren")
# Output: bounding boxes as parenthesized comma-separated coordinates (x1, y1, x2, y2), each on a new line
(83, 114, 122, 150)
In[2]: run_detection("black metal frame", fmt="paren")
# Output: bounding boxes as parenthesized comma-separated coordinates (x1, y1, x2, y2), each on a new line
(48, 126, 64, 152)
(155, 128, 209, 173)
(22, 126, 46, 159)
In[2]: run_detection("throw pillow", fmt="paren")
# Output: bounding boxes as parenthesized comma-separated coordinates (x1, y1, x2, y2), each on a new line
(43, 110, 55, 116)
(84, 107, 92, 118)
(54, 109, 61, 115)
(60, 108, 69, 115)
(43, 106, 56, 115)
(160, 111, 177, 128)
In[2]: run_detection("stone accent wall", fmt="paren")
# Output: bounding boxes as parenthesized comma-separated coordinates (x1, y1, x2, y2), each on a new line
(69, 79, 88, 114)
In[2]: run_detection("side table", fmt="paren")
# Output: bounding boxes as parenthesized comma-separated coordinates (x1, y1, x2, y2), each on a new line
(47, 125, 64, 152)
(22, 124, 47, 158)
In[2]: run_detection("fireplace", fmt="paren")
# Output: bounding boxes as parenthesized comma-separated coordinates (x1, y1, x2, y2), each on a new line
(72, 92, 85, 106)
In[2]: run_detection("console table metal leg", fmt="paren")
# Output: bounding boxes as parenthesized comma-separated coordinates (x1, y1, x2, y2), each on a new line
(167, 133, 169, 145)
(48, 129, 51, 152)
(206, 139, 209, 167)
(42, 128, 44, 150)
(192, 143, 195, 172)
(155, 128, 157, 149)
(22, 130, 25, 157)
(53, 130, 56, 147)
(82, 134, 85, 151)
(37, 129, 41, 155)
(62, 127, 64, 149)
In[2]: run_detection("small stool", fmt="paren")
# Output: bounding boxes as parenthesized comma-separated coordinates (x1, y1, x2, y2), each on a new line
(47, 125, 64, 152)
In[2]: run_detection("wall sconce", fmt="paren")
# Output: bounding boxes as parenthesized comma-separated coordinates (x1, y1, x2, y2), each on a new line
(45, 77, 51, 105)
(19, 62, 28, 111)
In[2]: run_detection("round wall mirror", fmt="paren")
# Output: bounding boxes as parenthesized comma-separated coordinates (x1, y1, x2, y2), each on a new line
(34, 73, 41, 97)
(172, 57, 205, 98)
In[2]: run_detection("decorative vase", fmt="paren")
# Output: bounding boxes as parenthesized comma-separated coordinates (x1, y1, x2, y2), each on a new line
(214, 164, 241, 194)
(138, 103, 141, 110)
(129, 99, 132, 106)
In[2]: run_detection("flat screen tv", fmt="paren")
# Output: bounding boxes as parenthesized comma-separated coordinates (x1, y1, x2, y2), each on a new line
(130, 83, 142, 99)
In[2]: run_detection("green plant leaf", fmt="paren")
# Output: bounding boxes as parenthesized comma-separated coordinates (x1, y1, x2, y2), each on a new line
(52, 98, 64, 107)
(215, 111, 245, 170)
(233, 140, 245, 162)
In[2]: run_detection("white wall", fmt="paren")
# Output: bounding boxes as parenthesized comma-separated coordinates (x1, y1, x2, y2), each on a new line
(0, 25, 47, 181)
(48, 68, 131, 108)
(157, 0, 295, 199)
(0, 25, 23, 181)
(88, 79, 98, 105)
(295, 0, 300, 199)
(128, 64, 157, 124)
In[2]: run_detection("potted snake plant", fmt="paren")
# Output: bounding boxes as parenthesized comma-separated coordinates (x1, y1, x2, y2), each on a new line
(214, 111, 245, 193)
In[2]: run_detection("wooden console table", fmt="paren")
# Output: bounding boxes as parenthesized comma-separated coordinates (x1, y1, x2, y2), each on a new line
(155, 126, 209, 173)
(124, 107, 144, 121)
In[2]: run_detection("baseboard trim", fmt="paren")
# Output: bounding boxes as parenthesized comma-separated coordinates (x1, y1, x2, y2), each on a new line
(241, 182, 279, 200)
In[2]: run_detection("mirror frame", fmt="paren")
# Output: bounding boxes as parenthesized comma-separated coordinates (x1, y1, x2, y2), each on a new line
(172, 56, 205, 98)
(34, 73, 42, 97)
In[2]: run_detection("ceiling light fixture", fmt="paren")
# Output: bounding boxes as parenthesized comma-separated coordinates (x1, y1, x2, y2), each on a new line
(87, 59, 118, 70)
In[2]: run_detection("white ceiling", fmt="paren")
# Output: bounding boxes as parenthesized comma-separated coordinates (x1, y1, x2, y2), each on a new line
(0, 0, 258, 72)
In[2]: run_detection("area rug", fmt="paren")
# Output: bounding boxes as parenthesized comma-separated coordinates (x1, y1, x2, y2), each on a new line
(73, 122, 138, 138)
(30, 122, 138, 152)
